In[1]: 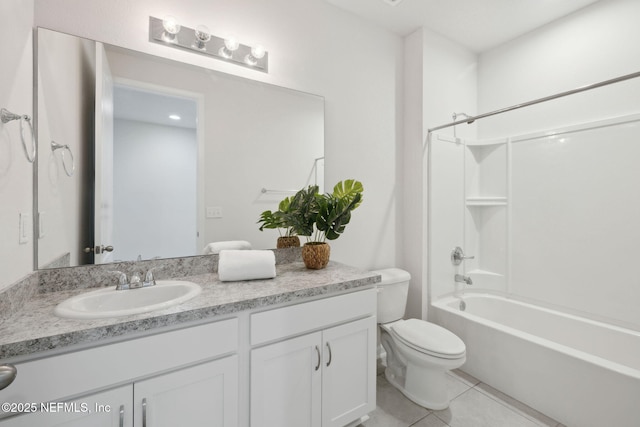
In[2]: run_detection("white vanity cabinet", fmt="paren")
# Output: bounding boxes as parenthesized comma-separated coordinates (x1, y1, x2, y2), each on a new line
(133, 355, 238, 427)
(0, 385, 132, 427)
(0, 319, 239, 427)
(250, 289, 377, 427)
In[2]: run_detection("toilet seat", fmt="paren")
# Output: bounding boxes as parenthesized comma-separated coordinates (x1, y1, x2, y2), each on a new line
(389, 319, 465, 360)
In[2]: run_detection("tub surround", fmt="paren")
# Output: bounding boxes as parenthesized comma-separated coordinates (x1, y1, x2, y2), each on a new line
(0, 249, 380, 360)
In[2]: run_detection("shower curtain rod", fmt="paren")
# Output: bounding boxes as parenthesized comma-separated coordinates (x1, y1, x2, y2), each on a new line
(427, 70, 640, 133)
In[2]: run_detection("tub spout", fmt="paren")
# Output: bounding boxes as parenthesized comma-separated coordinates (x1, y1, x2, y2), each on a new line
(455, 274, 472, 285)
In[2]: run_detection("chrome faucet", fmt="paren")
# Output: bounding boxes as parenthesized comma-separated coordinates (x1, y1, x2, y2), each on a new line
(455, 274, 473, 285)
(113, 269, 157, 290)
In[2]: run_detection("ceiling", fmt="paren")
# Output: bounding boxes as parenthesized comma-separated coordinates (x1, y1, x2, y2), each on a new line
(114, 85, 197, 129)
(324, 0, 600, 52)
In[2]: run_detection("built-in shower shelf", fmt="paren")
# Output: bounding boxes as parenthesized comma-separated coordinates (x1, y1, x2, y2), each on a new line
(467, 269, 504, 277)
(466, 196, 507, 206)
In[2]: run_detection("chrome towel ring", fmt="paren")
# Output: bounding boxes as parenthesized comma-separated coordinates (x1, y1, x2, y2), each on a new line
(1, 108, 36, 163)
(51, 141, 75, 177)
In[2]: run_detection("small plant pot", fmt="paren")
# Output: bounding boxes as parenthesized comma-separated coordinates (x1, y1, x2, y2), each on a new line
(302, 242, 330, 270)
(277, 236, 300, 249)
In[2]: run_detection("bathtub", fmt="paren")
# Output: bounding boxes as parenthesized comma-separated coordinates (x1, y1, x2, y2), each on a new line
(431, 293, 640, 427)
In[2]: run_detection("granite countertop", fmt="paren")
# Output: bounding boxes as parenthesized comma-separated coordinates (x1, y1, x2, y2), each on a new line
(0, 261, 380, 360)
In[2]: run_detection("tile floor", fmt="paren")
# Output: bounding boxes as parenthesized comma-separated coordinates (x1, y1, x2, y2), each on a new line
(362, 369, 566, 427)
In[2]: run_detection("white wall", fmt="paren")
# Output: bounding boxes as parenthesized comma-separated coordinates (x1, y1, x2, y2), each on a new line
(478, 0, 640, 138)
(0, 0, 34, 290)
(34, 0, 404, 271)
(113, 119, 197, 261)
(405, 28, 477, 319)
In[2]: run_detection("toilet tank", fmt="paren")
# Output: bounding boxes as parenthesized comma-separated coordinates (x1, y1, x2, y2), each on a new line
(373, 268, 411, 323)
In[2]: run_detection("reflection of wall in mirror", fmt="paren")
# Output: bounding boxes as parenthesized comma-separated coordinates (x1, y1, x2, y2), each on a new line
(112, 118, 197, 261)
(105, 48, 324, 252)
(37, 29, 94, 268)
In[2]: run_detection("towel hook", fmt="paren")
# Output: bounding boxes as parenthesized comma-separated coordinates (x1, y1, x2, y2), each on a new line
(1, 108, 36, 163)
(51, 141, 75, 177)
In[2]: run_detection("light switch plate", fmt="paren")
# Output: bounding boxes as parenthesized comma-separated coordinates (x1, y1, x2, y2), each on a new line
(19, 212, 29, 244)
(38, 211, 45, 239)
(206, 206, 223, 219)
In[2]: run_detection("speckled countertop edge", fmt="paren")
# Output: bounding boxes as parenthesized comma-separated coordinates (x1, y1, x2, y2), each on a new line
(0, 261, 380, 360)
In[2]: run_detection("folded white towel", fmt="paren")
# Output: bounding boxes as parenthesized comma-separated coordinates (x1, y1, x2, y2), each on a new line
(203, 240, 252, 255)
(218, 250, 276, 282)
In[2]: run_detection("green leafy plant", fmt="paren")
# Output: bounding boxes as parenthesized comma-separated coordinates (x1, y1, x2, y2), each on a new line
(315, 179, 363, 241)
(286, 180, 364, 243)
(257, 196, 297, 237)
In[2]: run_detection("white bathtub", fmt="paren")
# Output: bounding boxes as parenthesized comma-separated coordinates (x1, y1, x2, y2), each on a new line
(431, 293, 640, 427)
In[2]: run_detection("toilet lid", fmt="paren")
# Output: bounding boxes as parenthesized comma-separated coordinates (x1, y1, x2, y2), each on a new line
(391, 319, 466, 359)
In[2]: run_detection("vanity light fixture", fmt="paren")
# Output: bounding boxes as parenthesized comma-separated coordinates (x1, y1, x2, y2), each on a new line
(148, 16, 269, 72)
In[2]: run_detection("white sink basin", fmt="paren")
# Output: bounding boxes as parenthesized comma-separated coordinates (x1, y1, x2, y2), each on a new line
(54, 280, 202, 319)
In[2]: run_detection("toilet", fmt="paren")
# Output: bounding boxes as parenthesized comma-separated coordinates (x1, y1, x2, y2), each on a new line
(374, 268, 466, 410)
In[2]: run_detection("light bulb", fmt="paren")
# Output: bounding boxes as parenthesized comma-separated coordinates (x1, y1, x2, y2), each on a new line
(224, 36, 239, 51)
(193, 25, 211, 50)
(245, 43, 266, 66)
(219, 35, 240, 59)
(162, 16, 181, 42)
(251, 44, 266, 59)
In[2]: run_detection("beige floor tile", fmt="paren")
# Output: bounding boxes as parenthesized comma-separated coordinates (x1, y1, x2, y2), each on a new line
(362, 375, 430, 427)
(475, 382, 560, 426)
(411, 413, 450, 427)
(433, 388, 542, 427)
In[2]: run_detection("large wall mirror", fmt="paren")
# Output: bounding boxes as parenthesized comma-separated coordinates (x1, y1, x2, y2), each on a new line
(36, 28, 325, 269)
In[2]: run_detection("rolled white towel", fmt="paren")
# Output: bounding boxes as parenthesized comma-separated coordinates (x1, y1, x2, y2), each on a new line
(218, 250, 276, 282)
(203, 240, 252, 255)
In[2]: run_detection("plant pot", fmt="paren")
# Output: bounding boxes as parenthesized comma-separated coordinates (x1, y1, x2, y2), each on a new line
(277, 236, 301, 249)
(302, 242, 330, 270)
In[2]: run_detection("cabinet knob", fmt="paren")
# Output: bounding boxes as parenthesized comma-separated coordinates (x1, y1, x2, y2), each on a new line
(0, 364, 17, 390)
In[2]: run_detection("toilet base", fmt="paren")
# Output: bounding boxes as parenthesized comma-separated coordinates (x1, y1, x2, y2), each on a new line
(384, 364, 451, 410)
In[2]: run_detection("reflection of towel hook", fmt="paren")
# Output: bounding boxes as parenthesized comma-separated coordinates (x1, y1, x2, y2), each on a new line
(1, 108, 36, 163)
(51, 141, 75, 177)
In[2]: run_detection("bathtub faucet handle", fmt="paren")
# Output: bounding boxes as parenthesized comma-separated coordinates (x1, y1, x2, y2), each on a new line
(451, 247, 475, 266)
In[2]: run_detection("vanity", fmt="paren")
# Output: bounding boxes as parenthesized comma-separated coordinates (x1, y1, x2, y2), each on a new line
(0, 257, 379, 427)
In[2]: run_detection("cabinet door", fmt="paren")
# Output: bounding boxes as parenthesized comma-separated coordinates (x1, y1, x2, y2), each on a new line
(0, 385, 132, 427)
(134, 356, 238, 427)
(250, 332, 322, 427)
(321, 316, 376, 427)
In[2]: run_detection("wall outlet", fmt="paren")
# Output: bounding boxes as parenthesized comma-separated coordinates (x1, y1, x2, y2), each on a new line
(206, 206, 223, 219)
(19, 212, 29, 244)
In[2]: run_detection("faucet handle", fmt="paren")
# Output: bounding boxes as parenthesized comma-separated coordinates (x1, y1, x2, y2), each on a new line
(144, 268, 157, 286)
(451, 246, 475, 266)
(111, 271, 128, 290)
(109, 270, 127, 285)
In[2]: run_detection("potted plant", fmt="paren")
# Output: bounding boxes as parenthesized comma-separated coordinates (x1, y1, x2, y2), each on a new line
(287, 179, 363, 269)
(257, 196, 301, 248)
